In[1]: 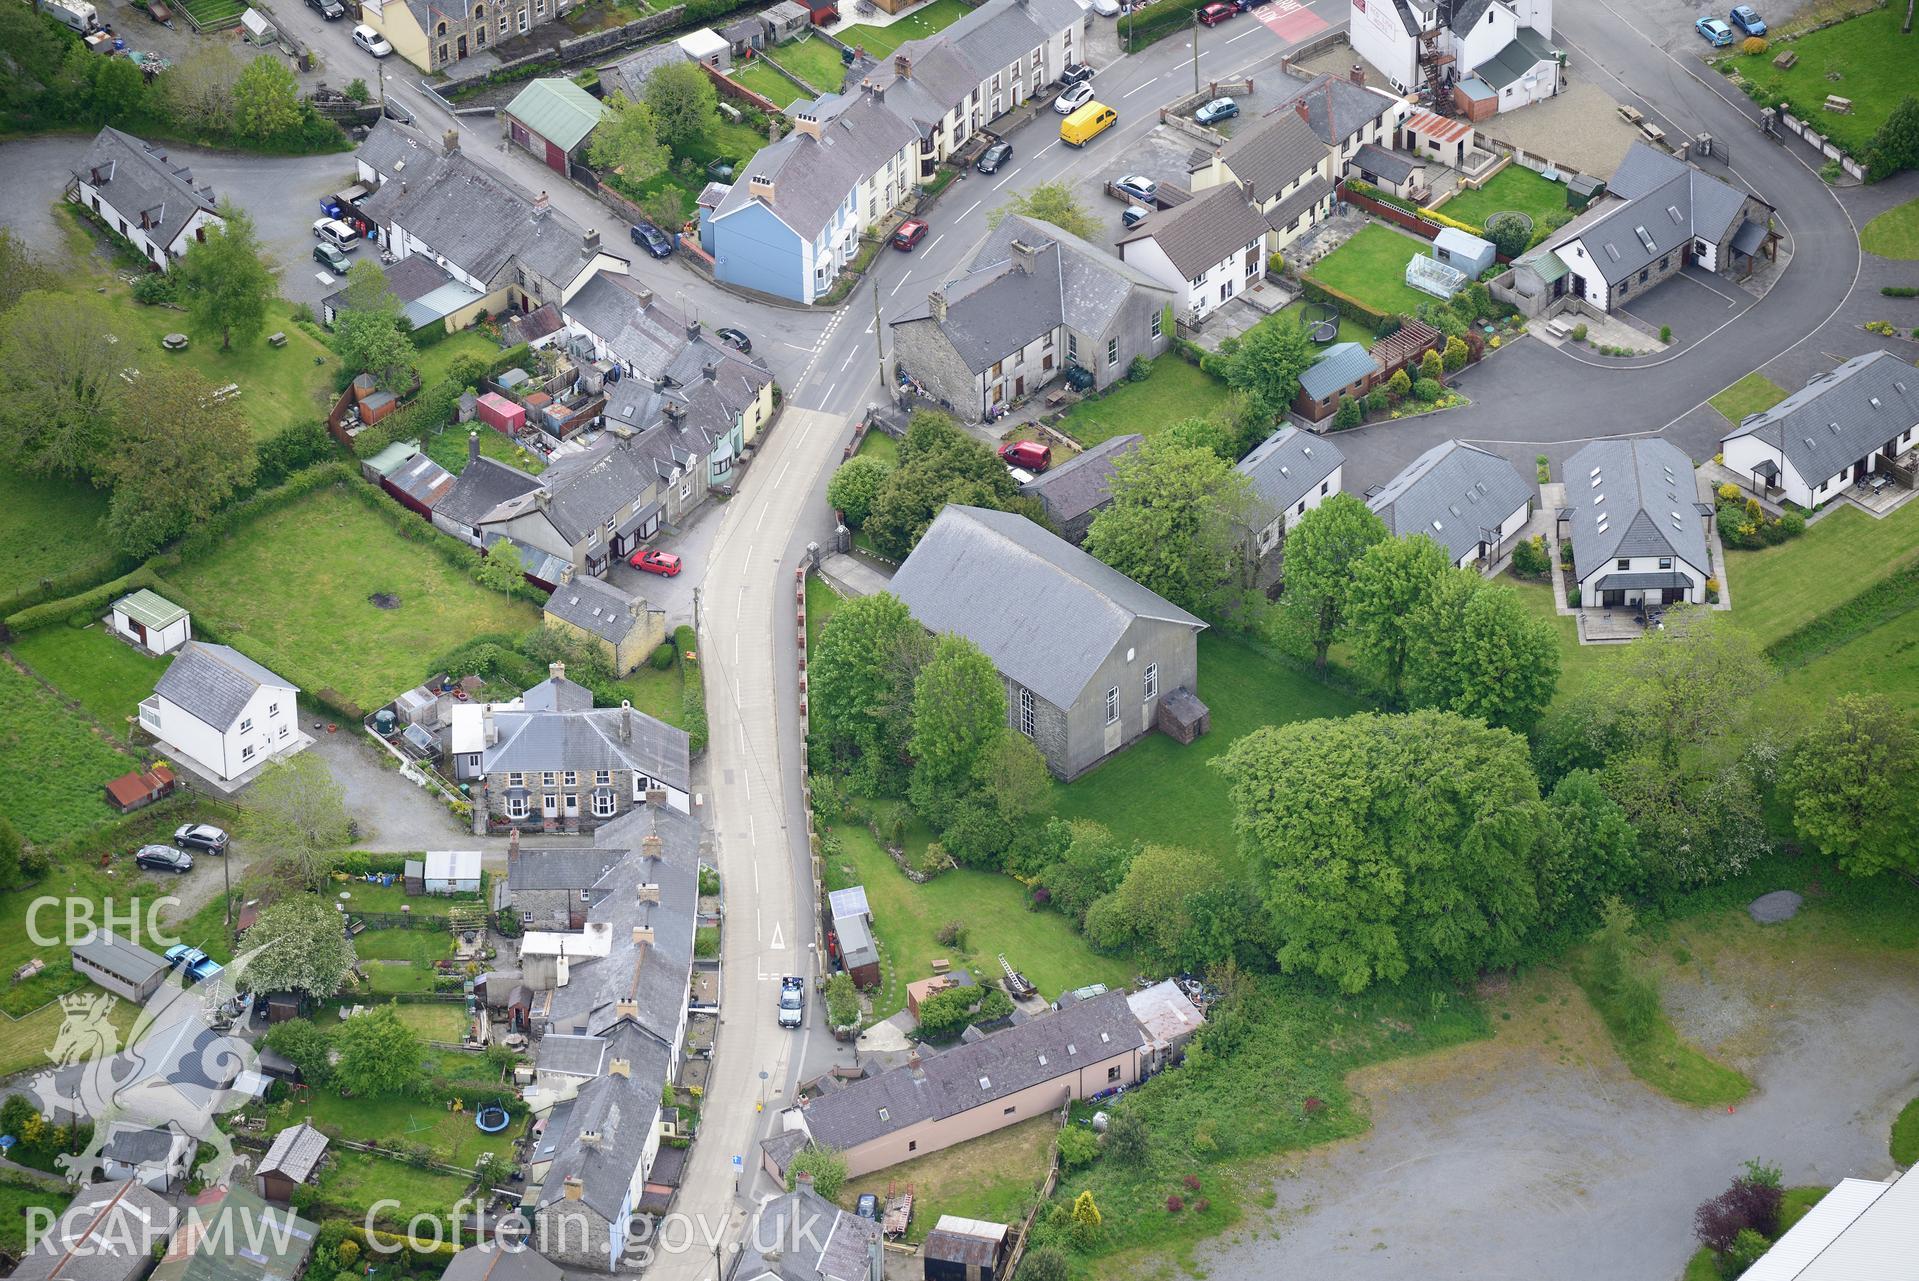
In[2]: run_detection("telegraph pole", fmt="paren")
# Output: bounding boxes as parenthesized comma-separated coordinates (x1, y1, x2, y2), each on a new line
(871, 275, 887, 397)
(1193, 10, 1202, 98)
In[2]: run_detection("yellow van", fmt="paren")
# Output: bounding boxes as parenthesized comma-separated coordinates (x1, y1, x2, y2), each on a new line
(1060, 102, 1117, 147)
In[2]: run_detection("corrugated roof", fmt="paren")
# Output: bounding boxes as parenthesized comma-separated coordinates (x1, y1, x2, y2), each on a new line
(507, 80, 609, 154)
(114, 588, 188, 631)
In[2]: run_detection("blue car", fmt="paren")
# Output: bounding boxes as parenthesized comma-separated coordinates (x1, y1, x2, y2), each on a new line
(1695, 15, 1734, 45)
(1728, 4, 1766, 35)
(629, 221, 674, 259)
(164, 945, 225, 985)
(1194, 97, 1239, 125)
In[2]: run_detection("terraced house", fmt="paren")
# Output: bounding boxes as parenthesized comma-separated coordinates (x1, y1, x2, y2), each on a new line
(358, 0, 570, 72)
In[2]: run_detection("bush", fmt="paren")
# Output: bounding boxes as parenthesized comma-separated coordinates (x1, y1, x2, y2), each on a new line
(1386, 368, 1412, 400)
(1570, 323, 1588, 342)
(1413, 377, 1443, 402)
(1659, 324, 1673, 343)
(1511, 535, 1551, 578)
(1884, 286, 1919, 298)
(1442, 335, 1469, 372)
(1056, 1125, 1099, 1170)
(1739, 35, 1767, 54)
(1333, 395, 1363, 429)
(648, 642, 677, 670)
(1366, 387, 1390, 415)
(935, 920, 968, 949)
(785, 1144, 847, 1199)
(916, 986, 978, 1038)
(1567, 586, 1581, 607)
(1127, 355, 1153, 382)
(1694, 1162, 1783, 1252)
(1018, 1247, 1069, 1281)
(1165, 1194, 1184, 1212)
(132, 272, 181, 305)
(1266, 251, 1286, 275)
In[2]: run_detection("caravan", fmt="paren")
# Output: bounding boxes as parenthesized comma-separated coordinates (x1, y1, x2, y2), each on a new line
(36, 0, 100, 32)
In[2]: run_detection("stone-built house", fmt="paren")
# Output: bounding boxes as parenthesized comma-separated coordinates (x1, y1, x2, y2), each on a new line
(889, 217, 1174, 419)
(732, 1185, 883, 1281)
(440, 1245, 562, 1281)
(888, 506, 1207, 780)
(543, 571, 667, 677)
(71, 128, 224, 270)
(358, 0, 571, 73)
(1020, 433, 1143, 544)
(1563, 438, 1710, 610)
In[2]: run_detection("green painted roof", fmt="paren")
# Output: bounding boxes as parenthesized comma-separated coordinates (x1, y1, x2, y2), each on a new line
(114, 588, 188, 630)
(364, 439, 420, 478)
(1525, 249, 1569, 282)
(506, 79, 610, 154)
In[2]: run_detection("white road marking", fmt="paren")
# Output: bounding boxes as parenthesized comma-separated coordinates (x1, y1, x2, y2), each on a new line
(1121, 76, 1162, 99)
(889, 275, 910, 296)
(958, 200, 981, 219)
(779, 340, 816, 352)
(839, 349, 856, 373)
(1035, 140, 1058, 159)
(926, 234, 945, 252)
(774, 457, 792, 487)
(768, 922, 785, 950)
(755, 502, 769, 532)
(1226, 27, 1256, 42)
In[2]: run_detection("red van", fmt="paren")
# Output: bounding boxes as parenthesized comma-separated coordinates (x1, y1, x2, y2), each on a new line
(998, 440, 1052, 472)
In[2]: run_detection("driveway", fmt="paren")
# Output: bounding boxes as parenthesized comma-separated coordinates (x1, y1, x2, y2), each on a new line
(603, 494, 730, 630)
(1196, 918, 1919, 1280)
(306, 721, 479, 852)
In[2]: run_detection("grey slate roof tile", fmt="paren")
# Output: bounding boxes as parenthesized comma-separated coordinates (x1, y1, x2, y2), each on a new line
(1266, 73, 1396, 146)
(72, 128, 219, 256)
(1234, 426, 1345, 513)
(1021, 434, 1143, 527)
(1202, 109, 1327, 205)
(354, 117, 438, 185)
(545, 577, 654, 645)
(1564, 438, 1707, 582)
(735, 1186, 882, 1281)
(1366, 440, 1534, 565)
(359, 151, 599, 291)
(153, 642, 295, 731)
(1116, 184, 1269, 280)
(1560, 142, 1756, 286)
(257, 1122, 328, 1183)
(440, 1244, 563, 1281)
(1721, 349, 1919, 488)
(10, 1181, 177, 1281)
(484, 703, 690, 791)
(437, 457, 542, 529)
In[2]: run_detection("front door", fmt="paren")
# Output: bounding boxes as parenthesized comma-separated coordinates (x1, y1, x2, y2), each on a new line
(457, 33, 467, 58)
(541, 792, 558, 818)
(131, 620, 148, 646)
(1015, 375, 1024, 397)
(564, 793, 580, 817)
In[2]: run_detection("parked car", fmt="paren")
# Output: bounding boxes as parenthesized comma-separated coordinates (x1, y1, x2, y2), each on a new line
(307, 0, 344, 18)
(352, 23, 392, 55)
(1054, 81, 1096, 114)
(1694, 15, 1734, 44)
(854, 1194, 880, 1221)
(705, 157, 736, 181)
(1197, 2, 1235, 25)
(976, 141, 1013, 174)
(999, 440, 1052, 472)
(777, 975, 805, 1028)
(1060, 61, 1093, 87)
(314, 243, 350, 273)
(1195, 96, 1238, 125)
(1090, 0, 1119, 14)
(629, 221, 674, 259)
(1114, 174, 1158, 205)
(164, 946, 224, 984)
(892, 218, 929, 250)
(715, 327, 752, 353)
(174, 823, 229, 854)
(134, 845, 193, 873)
(313, 217, 359, 251)
(1121, 204, 1151, 229)
(630, 549, 683, 576)
(1728, 4, 1765, 34)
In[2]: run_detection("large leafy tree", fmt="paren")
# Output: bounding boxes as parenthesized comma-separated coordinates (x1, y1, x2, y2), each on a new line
(238, 898, 357, 999)
(333, 261, 418, 394)
(1216, 709, 1549, 992)
(907, 634, 1006, 824)
(1279, 494, 1387, 670)
(232, 54, 302, 139)
(475, 541, 526, 594)
(1346, 532, 1451, 702)
(176, 201, 278, 351)
(0, 228, 56, 316)
(1204, 316, 1317, 423)
(1403, 571, 1560, 732)
(643, 61, 720, 147)
(1034, 818, 1138, 923)
(161, 44, 244, 133)
(334, 1004, 424, 1097)
(1601, 754, 1767, 892)
(810, 592, 928, 791)
(1590, 607, 1771, 769)
(972, 728, 1052, 824)
(1781, 696, 1918, 878)
(863, 411, 1040, 560)
(826, 455, 890, 528)
(588, 93, 669, 185)
(0, 289, 122, 479)
(987, 181, 1101, 242)
(1083, 438, 1261, 619)
(1535, 769, 1641, 922)
(1083, 843, 1259, 972)
(100, 365, 257, 557)
(244, 753, 354, 892)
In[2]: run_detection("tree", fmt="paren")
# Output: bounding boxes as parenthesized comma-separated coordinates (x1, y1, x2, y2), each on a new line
(1602, 754, 1767, 891)
(475, 541, 526, 594)
(263, 1017, 335, 1087)
(1866, 95, 1919, 180)
(1036, 819, 1138, 923)
(643, 61, 720, 147)
(916, 986, 980, 1038)
(1205, 316, 1316, 422)
(1083, 438, 1261, 618)
(823, 972, 859, 1028)
(232, 54, 302, 139)
(1385, 367, 1412, 400)
(1333, 394, 1362, 428)
(1055, 1127, 1098, 1171)
(336, 309, 418, 393)
(1083, 843, 1254, 971)
(1403, 571, 1560, 732)
(1589, 607, 1771, 768)
(810, 592, 926, 792)
(1216, 710, 1549, 992)
(1694, 1162, 1784, 1253)
(0, 290, 122, 478)
(1345, 533, 1450, 701)
(1536, 769, 1640, 922)
(1780, 696, 1919, 878)
(334, 1005, 423, 1097)
(1280, 494, 1387, 670)
(162, 44, 243, 133)
(826, 455, 890, 527)
(91, 56, 145, 122)
(245, 753, 354, 892)
(588, 93, 669, 186)
(1102, 1113, 1147, 1164)
(0, 228, 55, 317)
(175, 201, 278, 351)
(785, 1144, 847, 1200)
(1442, 334, 1470, 372)
(1068, 1189, 1103, 1249)
(972, 729, 1052, 823)
(1418, 348, 1443, 385)
(1018, 1247, 1069, 1281)
(987, 181, 1101, 242)
(99, 365, 258, 557)
(863, 411, 1040, 560)
(1484, 213, 1531, 260)
(238, 897, 357, 999)
(907, 635, 1006, 823)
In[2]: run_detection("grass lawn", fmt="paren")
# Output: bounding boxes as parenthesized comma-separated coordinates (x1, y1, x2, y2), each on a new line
(822, 823, 1134, 1018)
(1725, 498, 1919, 648)
(836, 1117, 1054, 1242)
(257, 1089, 517, 1165)
(856, 428, 899, 466)
(312, 1150, 473, 1225)
(1572, 953, 1751, 1107)
(166, 484, 538, 711)
(0, 1180, 68, 1256)
(837, 0, 970, 55)
(388, 1001, 472, 1041)
(760, 37, 846, 92)
(0, 472, 110, 605)
(413, 330, 501, 388)
(1052, 631, 1360, 871)
(1436, 165, 1566, 231)
(730, 59, 809, 106)
(1861, 196, 1919, 260)
(1892, 1095, 1919, 1165)
(1683, 1187, 1828, 1280)
(363, 962, 441, 994)
(1500, 573, 1607, 706)
(1305, 222, 1437, 318)
(422, 423, 545, 477)
(353, 928, 454, 962)
(1059, 354, 1233, 446)
(0, 998, 140, 1077)
(806, 573, 843, 653)
(1274, 298, 1370, 348)
(10, 625, 170, 731)
(1709, 371, 1788, 423)
(613, 658, 685, 727)
(336, 879, 477, 916)
(1724, 4, 1914, 158)
(0, 660, 139, 845)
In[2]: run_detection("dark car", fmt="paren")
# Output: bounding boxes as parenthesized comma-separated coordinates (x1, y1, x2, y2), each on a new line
(134, 844, 194, 873)
(307, 0, 345, 17)
(1060, 61, 1093, 87)
(314, 243, 351, 274)
(1194, 96, 1238, 125)
(715, 327, 752, 353)
(1728, 4, 1766, 34)
(976, 141, 1013, 174)
(1197, 1, 1234, 24)
(174, 823, 229, 854)
(629, 221, 674, 259)
(854, 1194, 880, 1221)
(891, 218, 929, 251)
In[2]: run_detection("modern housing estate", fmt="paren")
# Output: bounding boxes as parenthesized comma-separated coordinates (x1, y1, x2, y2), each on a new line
(1367, 440, 1534, 569)
(1720, 350, 1919, 509)
(1564, 438, 1710, 610)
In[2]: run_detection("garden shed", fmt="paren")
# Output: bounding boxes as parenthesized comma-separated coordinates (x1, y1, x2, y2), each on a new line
(477, 392, 526, 434)
(423, 850, 482, 894)
(255, 1122, 328, 1204)
(1432, 226, 1497, 278)
(111, 588, 191, 654)
(676, 27, 731, 69)
(829, 886, 880, 988)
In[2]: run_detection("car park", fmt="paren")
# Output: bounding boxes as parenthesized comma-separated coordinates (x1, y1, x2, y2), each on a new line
(1114, 174, 1158, 205)
(1060, 61, 1093, 87)
(134, 845, 193, 873)
(630, 549, 682, 576)
(1195, 97, 1238, 125)
(1694, 15, 1734, 44)
(174, 823, 229, 853)
(976, 141, 1013, 174)
(1054, 81, 1096, 114)
(1728, 4, 1765, 34)
(1197, 1, 1235, 25)
(999, 440, 1052, 472)
(715, 327, 752, 353)
(629, 221, 674, 258)
(352, 23, 392, 55)
(314, 243, 351, 274)
(892, 218, 929, 250)
(307, 0, 344, 16)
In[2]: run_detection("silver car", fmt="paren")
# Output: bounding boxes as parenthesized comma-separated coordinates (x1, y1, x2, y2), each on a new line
(1054, 81, 1096, 114)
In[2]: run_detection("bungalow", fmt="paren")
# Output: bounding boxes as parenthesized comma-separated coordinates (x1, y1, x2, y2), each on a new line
(889, 506, 1207, 781)
(506, 79, 609, 176)
(139, 642, 304, 785)
(1367, 440, 1534, 570)
(99, 1122, 195, 1192)
(1565, 439, 1709, 610)
(10, 1181, 178, 1281)
(1235, 425, 1346, 568)
(110, 588, 190, 655)
(256, 1122, 329, 1203)
(1293, 341, 1380, 424)
(1114, 184, 1270, 323)
(1720, 350, 1919, 509)
(71, 128, 223, 270)
(1020, 433, 1143, 544)
(543, 571, 667, 677)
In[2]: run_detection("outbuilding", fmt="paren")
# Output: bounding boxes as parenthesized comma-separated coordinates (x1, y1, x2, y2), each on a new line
(256, 1122, 329, 1203)
(505, 79, 610, 176)
(72, 930, 171, 1003)
(111, 588, 191, 654)
(477, 392, 526, 435)
(828, 885, 881, 989)
(423, 850, 483, 894)
(675, 27, 731, 69)
(1431, 226, 1497, 277)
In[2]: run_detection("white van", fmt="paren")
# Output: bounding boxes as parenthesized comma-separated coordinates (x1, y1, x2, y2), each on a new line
(37, 0, 99, 32)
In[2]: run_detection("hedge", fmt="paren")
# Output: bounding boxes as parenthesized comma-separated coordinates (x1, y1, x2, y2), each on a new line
(4, 563, 163, 635)
(1121, 0, 1201, 51)
(1299, 278, 1391, 329)
(676, 624, 708, 753)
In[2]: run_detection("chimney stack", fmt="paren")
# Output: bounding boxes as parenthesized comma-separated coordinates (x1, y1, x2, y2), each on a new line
(468, 430, 480, 466)
(1294, 97, 1310, 126)
(928, 289, 948, 323)
(893, 52, 911, 79)
(685, 318, 701, 341)
(535, 488, 550, 510)
(791, 111, 822, 141)
(608, 1057, 631, 1078)
(507, 826, 520, 862)
(621, 699, 632, 744)
(533, 191, 551, 218)
(549, 661, 566, 683)
(1350, 62, 1366, 86)
(645, 786, 668, 808)
(795, 1170, 814, 1187)
(559, 562, 575, 585)
(442, 128, 461, 157)
(749, 174, 777, 204)
(1010, 239, 1038, 275)
(584, 227, 600, 255)
(562, 1176, 584, 1199)
(702, 360, 717, 383)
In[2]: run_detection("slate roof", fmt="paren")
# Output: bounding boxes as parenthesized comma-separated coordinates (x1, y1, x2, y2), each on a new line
(484, 699, 691, 791)
(115, 588, 188, 630)
(564, 271, 701, 381)
(257, 1122, 329, 1184)
(522, 433, 677, 544)
(1201, 108, 1326, 205)
(360, 150, 601, 290)
(10, 1181, 177, 1281)
(605, 43, 688, 102)
(1474, 25, 1559, 91)
(102, 1123, 187, 1168)
(535, 1033, 609, 1077)
(151, 1187, 314, 1281)
(1558, 142, 1755, 285)
(1021, 434, 1142, 528)
(1264, 174, 1334, 233)
(1721, 349, 1919, 487)
(389, 453, 456, 510)
(1564, 439, 1707, 584)
(890, 505, 1206, 712)
(799, 991, 1146, 1150)
(711, 93, 919, 241)
(734, 1186, 882, 1281)
(1266, 73, 1396, 146)
(1366, 440, 1534, 565)
(1116, 183, 1268, 280)
(153, 642, 295, 732)
(440, 1244, 564, 1281)
(501, 302, 565, 347)
(1235, 426, 1344, 514)
(1353, 142, 1417, 185)
(505, 79, 608, 154)
(546, 576, 652, 645)
(1450, 0, 1497, 35)
(355, 117, 438, 185)
(1297, 342, 1379, 401)
(437, 457, 543, 530)
(73, 128, 220, 253)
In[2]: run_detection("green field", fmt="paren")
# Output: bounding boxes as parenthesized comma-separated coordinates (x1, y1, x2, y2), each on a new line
(0, 660, 140, 845)
(1724, 5, 1915, 159)
(1709, 371, 1788, 423)
(0, 1180, 68, 1256)
(1437, 165, 1568, 231)
(166, 485, 538, 711)
(729, 58, 810, 106)
(311, 1150, 474, 1225)
(10, 625, 170, 730)
(1052, 631, 1361, 870)
(1305, 223, 1437, 317)
(759, 37, 846, 93)
(1861, 196, 1919, 260)
(1726, 498, 1919, 648)
(1059, 354, 1234, 446)
(836, 0, 970, 56)
(0, 472, 111, 605)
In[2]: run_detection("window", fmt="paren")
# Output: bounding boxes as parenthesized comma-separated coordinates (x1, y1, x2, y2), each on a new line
(499, 12, 508, 32)
(1106, 1065, 1122, 1082)
(517, 7, 528, 31)
(1658, 557, 1673, 570)
(1150, 310, 1162, 339)
(596, 769, 611, 785)
(278, 724, 289, 739)
(1297, 499, 1307, 515)
(1104, 686, 1119, 725)
(239, 718, 253, 733)
(1616, 558, 1630, 570)
(508, 772, 524, 787)
(604, 517, 615, 536)
(241, 744, 256, 761)
(1143, 663, 1158, 699)
(436, 19, 446, 32)
(1003, 1105, 1017, 1116)
(1639, 268, 1650, 284)
(438, 43, 448, 63)
(680, 481, 692, 500)
(1189, 272, 1206, 288)
(470, 755, 483, 770)
(1019, 688, 1035, 737)
(593, 791, 615, 817)
(563, 771, 577, 787)
(1066, 333, 1078, 359)
(907, 1141, 917, 1153)
(1321, 480, 1331, 496)
(268, 702, 279, 716)
(580, 889, 591, 902)
(1106, 337, 1118, 366)
(543, 772, 556, 787)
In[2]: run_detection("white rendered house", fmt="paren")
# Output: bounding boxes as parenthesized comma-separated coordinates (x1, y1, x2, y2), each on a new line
(140, 642, 305, 783)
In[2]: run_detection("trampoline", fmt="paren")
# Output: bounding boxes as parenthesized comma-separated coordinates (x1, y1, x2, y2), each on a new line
(1301, 302, 1339, 344)
(475, 1105, 511, 1133)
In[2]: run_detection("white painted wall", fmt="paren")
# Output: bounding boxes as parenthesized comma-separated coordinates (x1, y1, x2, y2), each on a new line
(1349, 0, 1417, 88)
(1458, 2, 1517, 71)
(1578, 553, 1707, 606)
(111, 609, 191, 654)
(1556, 238, 1612, 311)
(142, 682, 297, 781)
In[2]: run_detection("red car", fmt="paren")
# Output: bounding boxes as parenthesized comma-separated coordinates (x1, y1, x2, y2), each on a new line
(892, 219, 929, 251)
(630, 549, 683, 576)
(998, 440, 1052, 472)
(1197, 1, 1234, 22)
